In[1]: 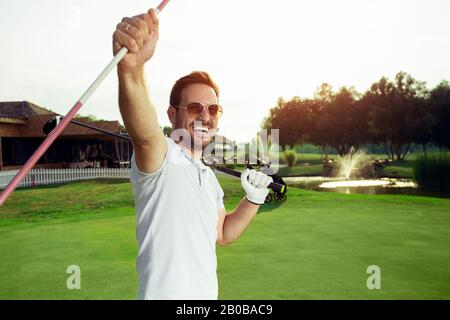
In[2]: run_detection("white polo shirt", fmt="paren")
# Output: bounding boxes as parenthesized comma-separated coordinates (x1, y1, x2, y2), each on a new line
(130, 137, 225, 300)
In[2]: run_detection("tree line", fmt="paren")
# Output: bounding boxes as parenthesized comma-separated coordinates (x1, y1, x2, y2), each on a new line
(262, 72, 450, 160)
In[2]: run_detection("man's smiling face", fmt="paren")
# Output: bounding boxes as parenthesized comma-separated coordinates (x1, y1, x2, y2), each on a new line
(170, 83, 220, 151)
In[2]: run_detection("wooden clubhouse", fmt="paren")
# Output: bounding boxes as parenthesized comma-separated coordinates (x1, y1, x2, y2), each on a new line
(0, 101, 132, 171)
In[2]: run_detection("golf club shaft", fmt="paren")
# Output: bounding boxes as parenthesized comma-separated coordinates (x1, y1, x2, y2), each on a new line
(0, 1, 169, 206)
(59, 116, 131, 141)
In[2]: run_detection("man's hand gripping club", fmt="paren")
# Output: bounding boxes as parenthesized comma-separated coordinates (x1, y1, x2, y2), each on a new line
(240, 169, 273, 205)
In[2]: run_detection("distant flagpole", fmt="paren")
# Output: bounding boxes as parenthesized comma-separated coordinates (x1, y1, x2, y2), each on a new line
(0, 0, 171, 206)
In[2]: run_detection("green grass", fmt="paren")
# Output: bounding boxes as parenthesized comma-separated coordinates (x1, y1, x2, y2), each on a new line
(1, 179, 450, 299)
(378, 163, 414, 179)
(278, 153, 332, 176)
(277, 164, 324, 177)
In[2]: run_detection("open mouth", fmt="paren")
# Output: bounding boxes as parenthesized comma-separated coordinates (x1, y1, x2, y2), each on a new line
(192, 123, 211, 136)
(193, 126, 209, 134)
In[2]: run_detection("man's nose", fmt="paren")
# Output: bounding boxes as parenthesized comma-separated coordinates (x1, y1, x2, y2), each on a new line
(198, 106, 211, 122)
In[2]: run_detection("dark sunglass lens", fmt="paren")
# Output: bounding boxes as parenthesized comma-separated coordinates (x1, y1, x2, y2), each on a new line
(208, 105, 220, 117)
(187, 103, 204, 115)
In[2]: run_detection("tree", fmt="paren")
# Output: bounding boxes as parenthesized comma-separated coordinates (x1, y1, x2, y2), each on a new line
(314, 83, 335, 104)
(262, 97, 313, 150)
(430, 80, 450, 150)
(328, 87, 367, 156)
(260, 72, 448, 159)
(308, 83, 334, 157)
(261, 97, 285, 130)
(309, 85, 367, 157)
(162, 125, 173, 137)
(362, 72, 428, 160)
(411, 101, 436, 158)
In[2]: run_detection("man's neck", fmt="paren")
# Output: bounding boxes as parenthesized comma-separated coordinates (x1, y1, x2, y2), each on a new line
(178, 141, 203, 162)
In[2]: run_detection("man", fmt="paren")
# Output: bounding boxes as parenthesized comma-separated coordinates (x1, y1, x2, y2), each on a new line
(113, 8, 273, 300)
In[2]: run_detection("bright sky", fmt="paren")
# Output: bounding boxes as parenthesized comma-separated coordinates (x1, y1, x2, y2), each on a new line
(1, 0, 449, 142)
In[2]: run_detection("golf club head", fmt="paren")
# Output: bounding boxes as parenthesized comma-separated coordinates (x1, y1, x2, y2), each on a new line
(42, 116, 62, 135)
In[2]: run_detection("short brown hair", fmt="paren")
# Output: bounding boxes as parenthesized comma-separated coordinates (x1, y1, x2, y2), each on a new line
(169, 71, 220, 106)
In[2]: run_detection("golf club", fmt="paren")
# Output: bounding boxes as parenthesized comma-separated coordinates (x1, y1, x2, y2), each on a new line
(41, 117, 286, 194)
(0, 0, 171, 206)
(43, 116, 130, 140)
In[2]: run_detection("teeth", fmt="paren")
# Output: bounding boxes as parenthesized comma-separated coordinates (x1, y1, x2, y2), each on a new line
(194, 127, 209, 133)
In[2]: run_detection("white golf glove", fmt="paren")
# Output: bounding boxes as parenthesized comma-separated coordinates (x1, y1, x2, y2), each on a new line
(240, 169, 273, 205)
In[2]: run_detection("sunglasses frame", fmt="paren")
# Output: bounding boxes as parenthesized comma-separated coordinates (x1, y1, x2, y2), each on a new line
(172, 102, 223, 119)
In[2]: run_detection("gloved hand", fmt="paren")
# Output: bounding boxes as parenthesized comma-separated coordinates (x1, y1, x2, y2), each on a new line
(240, 169, 273, 205)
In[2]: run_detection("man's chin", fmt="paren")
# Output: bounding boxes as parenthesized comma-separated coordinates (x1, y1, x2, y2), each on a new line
(191, 137, 212, 150)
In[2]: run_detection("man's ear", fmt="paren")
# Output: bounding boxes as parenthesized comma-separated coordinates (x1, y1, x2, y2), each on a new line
(167, 106, 176, 126)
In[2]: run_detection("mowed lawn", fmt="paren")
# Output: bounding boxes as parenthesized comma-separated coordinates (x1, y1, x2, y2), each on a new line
(1, 179, 450, 299)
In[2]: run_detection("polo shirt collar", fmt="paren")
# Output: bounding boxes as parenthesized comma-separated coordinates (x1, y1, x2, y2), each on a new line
(178, 145, 208, 170)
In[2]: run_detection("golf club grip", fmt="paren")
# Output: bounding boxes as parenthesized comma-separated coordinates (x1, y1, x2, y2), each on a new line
(208, 165, 285, 193)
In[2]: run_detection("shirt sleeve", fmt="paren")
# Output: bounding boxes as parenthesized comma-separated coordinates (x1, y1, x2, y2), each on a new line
(214, 176, 225, 211)
(130, 137, 172, 187)
(217, 187, 225, 210)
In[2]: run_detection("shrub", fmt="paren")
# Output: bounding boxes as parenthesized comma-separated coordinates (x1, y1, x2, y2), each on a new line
(413, 153, 450, 192)
(283, 149, 297, 167)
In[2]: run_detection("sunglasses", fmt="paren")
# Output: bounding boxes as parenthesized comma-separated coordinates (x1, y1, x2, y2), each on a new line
(172, 102, 223, 119)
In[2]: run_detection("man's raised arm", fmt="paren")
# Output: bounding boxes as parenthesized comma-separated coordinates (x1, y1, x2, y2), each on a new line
(113, 8, 167, 173)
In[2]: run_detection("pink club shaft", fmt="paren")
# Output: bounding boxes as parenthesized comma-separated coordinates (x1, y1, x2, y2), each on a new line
(0, 0, 170, 207)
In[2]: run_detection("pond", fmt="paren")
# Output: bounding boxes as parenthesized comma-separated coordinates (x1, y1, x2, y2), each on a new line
(284, 176, 450, 198)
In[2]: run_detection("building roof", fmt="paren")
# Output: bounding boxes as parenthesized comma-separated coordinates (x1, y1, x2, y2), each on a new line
(0, 101, 54, 119)
(0, 101, 126, 139)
